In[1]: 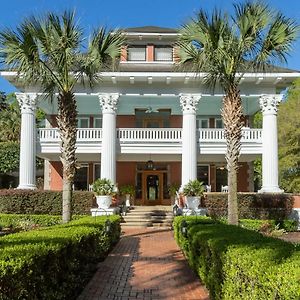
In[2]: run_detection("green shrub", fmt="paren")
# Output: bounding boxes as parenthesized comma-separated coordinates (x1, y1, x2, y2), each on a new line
(0, 215, 121, 300)
(203, 192, 293, 220)
(0, 190, 97, 215)
(174, 216, 300, 300)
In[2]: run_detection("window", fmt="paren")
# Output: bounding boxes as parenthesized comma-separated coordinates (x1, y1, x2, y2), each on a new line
(128, 46, 146, 61)
(94, 118, 102, 128)
(77, 117, 89, 128)
(154, 46, 173, 61)
(197, 118, 209, 128)
(93, 163, 101, 181)
(197, 165, 209, 185)
(215, 118, 223, 128)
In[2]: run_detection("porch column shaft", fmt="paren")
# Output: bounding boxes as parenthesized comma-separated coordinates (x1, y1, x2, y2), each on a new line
(16, 93, 38, 189)
(180, 94, 201, 187)
(98, 93, 119, 184)
(259, 94, 283, 193)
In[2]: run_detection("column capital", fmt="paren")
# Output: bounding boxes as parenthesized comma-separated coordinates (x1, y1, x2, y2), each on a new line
(98, 93, 120, 113)
(259, 94, 283, 115)
(179, 94, 201, 113)
(16, 93, 38, 113)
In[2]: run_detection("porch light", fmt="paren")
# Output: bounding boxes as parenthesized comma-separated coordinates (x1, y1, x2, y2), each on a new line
(147, 160, 154, 170)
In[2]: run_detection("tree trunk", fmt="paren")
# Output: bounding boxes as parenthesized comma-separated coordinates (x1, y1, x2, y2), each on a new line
(57, 91, 77, 223)
(221, 85, 244, 225)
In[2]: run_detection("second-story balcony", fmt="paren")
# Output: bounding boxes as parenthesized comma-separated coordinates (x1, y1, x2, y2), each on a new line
(37, 127, 262, 156)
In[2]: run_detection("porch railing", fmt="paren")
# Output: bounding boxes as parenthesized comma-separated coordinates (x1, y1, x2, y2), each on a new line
(38, 127, 262, 143)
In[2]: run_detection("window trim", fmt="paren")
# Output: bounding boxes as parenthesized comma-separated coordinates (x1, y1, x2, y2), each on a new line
(197, 118, 209, 128)
(93, 117, 102, 128)
(197, 164, 210, 186)
(215, 118, 223, 128)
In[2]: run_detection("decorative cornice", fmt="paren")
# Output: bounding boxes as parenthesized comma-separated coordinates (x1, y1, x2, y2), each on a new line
(259, 94, 283, 115)
(16, 93, 38, 113)
(98, 93, 120, 113)
(179, 94, 201, 113)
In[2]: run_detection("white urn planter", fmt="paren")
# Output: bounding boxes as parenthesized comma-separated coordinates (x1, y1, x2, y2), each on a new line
(96, 195, 112, 209)
(185, 196, 200, 210)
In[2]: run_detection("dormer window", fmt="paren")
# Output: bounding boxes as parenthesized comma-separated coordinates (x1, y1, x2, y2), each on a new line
(128, 46, 146, 61)
(154, 46, 173, 61)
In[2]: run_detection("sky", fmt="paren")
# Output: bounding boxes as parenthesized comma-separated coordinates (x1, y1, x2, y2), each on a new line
(0, 0, 300, 93)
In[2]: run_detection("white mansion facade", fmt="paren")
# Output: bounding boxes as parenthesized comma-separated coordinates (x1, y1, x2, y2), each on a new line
(1, 26, 299, 205)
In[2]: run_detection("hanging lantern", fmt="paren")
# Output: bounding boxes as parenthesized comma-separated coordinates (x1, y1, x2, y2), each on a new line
(147, 160, 154, 170)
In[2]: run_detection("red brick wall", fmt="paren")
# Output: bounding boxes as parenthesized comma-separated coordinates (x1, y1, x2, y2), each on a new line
(170, 116, 182, 128)
(147, 44, 154, 61)
(237, 163, 249, 192)
(169, 162, 181, 185)
(117, 116, 136, 128)
(120, 45, 127, 62)
(116, 162, 136, 186)
(293, 195, 300, 208)
(49, 161, 63, 191)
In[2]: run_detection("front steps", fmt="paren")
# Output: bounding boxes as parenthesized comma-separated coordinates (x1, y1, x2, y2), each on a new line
(121, 206, 174, 228)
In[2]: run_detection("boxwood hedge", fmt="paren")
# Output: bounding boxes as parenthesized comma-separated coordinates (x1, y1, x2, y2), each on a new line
(202, 192, 294, 220)
(0, 189, 97, 215)
(174, 216, 300, 300)
(0, 215, 121, 300)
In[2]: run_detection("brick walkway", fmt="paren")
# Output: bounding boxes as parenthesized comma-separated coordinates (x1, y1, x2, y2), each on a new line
(78, 228, 209, 300)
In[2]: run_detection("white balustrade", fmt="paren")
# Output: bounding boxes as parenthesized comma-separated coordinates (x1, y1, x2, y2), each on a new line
(117, 128, 182, 142)
(38, 128, 262, 143)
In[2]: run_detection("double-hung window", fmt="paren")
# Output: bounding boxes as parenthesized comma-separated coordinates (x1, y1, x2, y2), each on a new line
(154, 46, 173, 61)
(128, 46, 146, 61)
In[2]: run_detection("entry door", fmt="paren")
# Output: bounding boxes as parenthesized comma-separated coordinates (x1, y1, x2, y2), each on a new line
(143, 119, 163, 128)
(142, 172, 163, 205)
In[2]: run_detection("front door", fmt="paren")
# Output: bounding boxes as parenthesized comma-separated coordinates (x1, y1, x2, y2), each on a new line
(142, 171, 163, 205)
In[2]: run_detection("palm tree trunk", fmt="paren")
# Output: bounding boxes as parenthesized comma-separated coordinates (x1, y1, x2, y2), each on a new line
(222, 85, 244, 225)
(57, 91, 77, 223)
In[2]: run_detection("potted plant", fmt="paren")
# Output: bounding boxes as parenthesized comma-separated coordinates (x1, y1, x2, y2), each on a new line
(119, 184, 135, 207)
(92, 178, 118, 209)
(182, 180, 204, 209)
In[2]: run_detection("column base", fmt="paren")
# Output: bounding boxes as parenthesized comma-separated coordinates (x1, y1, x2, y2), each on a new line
(17, 184, 37, 190)
(258, 186, 284, 193)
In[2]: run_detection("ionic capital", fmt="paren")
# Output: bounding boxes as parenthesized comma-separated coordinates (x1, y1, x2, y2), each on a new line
(98, 93, 119, 113)
(179, 94, 201, 113)
(16, 93, 38, 113)
(259, 94, 283, 115)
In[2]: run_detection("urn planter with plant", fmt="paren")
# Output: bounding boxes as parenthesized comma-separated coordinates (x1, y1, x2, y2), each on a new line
(182, 180, 204, 209)
(92, 178, 117, 209)
(119, 184, 135, 207)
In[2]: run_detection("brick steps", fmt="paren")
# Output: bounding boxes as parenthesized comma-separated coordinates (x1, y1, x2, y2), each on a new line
(121, 206, 174, 228)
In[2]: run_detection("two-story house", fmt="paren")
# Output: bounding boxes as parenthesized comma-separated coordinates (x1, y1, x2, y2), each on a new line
(1, 26, 299, 205)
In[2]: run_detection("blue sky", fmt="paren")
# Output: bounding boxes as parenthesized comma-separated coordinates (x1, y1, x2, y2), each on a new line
(1, 0, 300, 93)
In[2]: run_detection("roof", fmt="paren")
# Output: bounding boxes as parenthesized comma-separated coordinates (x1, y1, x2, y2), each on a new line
(124, 26, 178, 34)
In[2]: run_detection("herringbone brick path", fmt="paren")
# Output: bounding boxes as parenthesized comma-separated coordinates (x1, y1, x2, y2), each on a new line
(78, 228, 209, 300)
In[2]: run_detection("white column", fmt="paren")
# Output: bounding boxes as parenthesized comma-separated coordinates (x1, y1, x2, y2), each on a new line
(98, 93, 119, 184)
(180, 94, 201, 188)
(259, 94, 283, 193)
(16, 93, 38, 189)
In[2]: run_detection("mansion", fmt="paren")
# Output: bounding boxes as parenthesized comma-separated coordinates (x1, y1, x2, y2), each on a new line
(1, 26, 299, 205)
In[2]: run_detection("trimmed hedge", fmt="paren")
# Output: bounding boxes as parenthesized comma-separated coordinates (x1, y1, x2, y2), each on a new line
(0, 215, 121, 300)
(174, 216, 300, 300)
(0, 189, 97, 215)
(203, 192, 294, 219)
(0, 214, 86, 230)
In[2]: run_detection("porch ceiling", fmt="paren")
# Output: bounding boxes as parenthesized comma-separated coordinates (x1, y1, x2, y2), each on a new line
(38, 94, 260, 115)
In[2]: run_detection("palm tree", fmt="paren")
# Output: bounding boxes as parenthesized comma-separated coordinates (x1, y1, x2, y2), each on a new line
(0, 11, 124, 222)
(177, 1, 298, 224)
(0, 99, 21, 142)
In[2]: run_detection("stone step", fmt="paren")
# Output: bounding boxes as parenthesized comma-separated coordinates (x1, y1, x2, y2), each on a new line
(123, 212, 173, 217)
(122, 215, 173, 219)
